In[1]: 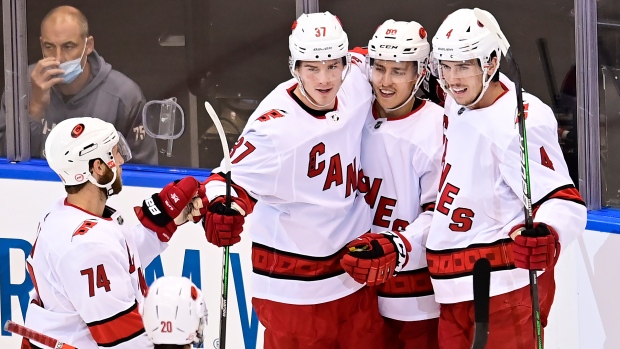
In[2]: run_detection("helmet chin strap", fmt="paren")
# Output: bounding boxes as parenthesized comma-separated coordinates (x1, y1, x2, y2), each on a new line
(437, 57, 499, 109)
(440, 68, 496, 109)
(465, 57, 500, 108)
(464, 67, 493, 108)
(292, 58, 351, 110)
(379, 72, 425, 113)
(88, 161, 118, 197)
(295, 74, 336, 109)
(381, 86, 416, 113)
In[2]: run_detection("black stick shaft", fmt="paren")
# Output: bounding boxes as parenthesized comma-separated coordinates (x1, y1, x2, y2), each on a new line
(507, 50, 543, 349)
(219, 171, 232, 349)
(472, 258, 491, 349)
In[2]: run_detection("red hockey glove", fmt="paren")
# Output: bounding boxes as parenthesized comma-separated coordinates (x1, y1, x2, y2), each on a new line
(203, 196, 248, 247)
(340, 231, 412, 286)
(510, 222, 561, 270)
(135, 176, 200, 242)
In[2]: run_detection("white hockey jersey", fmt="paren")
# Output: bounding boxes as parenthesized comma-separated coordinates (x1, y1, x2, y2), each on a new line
(427, 74, 587, 304)
(206, 64, 372, 305)
(360, 99, 443, 321)
(24, 199, 167, 349)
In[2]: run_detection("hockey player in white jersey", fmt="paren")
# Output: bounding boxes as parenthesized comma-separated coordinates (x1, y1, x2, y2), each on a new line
(428, 8, 587, 348)
(22, 117, 200, 349)
(141, 276, 208, 349)
(196, 12, 387, 349)
(340, 20, 442, 349)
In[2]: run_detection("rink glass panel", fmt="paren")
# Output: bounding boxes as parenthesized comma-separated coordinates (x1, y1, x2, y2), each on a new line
(2, 1, 578, 179)
(22, 0, 294, 168)
(598, 1, 620, 207)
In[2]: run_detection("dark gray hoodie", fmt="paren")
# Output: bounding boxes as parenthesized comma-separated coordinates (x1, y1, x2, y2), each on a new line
(0, 50, 158, 165)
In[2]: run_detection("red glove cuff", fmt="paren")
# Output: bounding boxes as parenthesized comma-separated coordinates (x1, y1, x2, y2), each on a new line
(134, 206, 177, 242)
(135, 176, 199, 242)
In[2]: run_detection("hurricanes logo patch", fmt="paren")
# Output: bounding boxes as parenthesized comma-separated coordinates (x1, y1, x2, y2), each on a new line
(71, 123, 85, 138)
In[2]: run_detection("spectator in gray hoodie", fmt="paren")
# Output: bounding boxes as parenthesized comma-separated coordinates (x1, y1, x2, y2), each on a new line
(0, 5, 157, 164)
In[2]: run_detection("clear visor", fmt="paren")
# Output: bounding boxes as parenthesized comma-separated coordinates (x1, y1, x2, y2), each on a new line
(369, 59, 419, 86)
(432, 57, 484, 80)
(115, 131, 132, 164)
(295, 59, 345, 83)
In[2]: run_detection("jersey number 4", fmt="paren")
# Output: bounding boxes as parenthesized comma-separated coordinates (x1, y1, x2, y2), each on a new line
(540, 146, 555, 170)
(81, 264, 111, 297)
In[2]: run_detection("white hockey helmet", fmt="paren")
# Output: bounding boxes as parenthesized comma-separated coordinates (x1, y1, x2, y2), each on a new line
(141, 276, 208, 346)
(368, 20, 430, 72)
(368, 20, 431, 107)
(44, 117, 131, 194)
(431, 8, 503, 106)
(288, 11, 350, 77)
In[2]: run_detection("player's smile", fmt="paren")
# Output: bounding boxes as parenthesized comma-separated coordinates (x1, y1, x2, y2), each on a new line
(316, 87, 333, 94)
(449, 84, 469, 101)
(446, 80, 479, 105)
(305, 79, 340, 106)
(378, 88, 396, 99)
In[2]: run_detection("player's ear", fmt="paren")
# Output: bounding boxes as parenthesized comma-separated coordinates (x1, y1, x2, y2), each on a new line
(487, 56, 499, 78)
(90, 158, 106, 177)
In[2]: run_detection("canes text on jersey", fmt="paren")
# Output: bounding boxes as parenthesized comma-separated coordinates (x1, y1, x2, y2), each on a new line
(437, 115, 475, 232)
(359, 176, 408, 231)
(307, 142, 362, 198)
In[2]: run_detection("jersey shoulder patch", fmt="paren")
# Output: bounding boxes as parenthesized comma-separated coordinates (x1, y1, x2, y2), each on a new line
(72, 219, 100, 238)
(256, 109, 288, 123)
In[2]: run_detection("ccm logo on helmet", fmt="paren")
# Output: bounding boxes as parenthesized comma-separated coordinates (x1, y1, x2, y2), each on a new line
(379, 45, 398, 49)
(71, 123, 85, 138)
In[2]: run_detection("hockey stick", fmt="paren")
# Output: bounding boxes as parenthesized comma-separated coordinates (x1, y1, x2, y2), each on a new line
(4, 320, 77, 349)
(471, 258, 491, 349)
(204, 101, 232, 349)
(473, 8, 543, 349)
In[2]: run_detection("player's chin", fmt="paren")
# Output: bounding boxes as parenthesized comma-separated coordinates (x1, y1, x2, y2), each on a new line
(377, 95, 407, 110)
(310, 91, 337, 107)
(449, 91, 473, 106)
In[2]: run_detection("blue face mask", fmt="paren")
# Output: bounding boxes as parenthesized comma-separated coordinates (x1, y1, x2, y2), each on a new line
(58, 39, 88, 84)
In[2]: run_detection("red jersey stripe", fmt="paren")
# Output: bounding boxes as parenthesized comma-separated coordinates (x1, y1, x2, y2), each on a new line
(349, 46, 368, 56)
(87, 302, 145, 347)
(533, 185, 585, 217)
(422, 202, 436, 212)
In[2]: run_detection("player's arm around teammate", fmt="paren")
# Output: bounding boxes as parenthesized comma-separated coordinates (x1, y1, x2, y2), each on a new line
(193, 12, 390, 349)
(340, 20, 443, 349)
